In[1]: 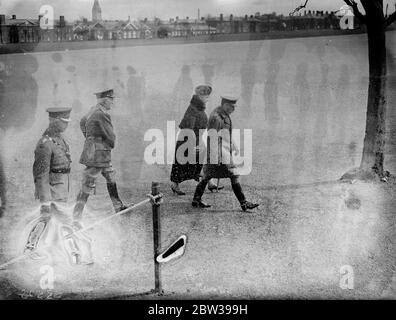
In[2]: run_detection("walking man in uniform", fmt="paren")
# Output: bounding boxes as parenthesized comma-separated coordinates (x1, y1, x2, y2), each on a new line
(25, 108, 72, 257)
(192, 96, 259, 211)
(73, 89, 128, 229)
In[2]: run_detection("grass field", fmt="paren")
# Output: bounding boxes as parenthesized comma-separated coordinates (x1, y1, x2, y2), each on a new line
(1, 31, 396, 299)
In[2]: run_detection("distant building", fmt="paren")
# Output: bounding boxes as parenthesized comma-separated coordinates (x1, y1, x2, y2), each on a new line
(0, 9, 361, 45)
(0, 15, 40, 43)
(73, 17, 151, 40)
(160, 17, 216, 38)
(41, 16, 73, 42)
(92, 0, 102, 22)
(206, 11, 349, 34)
(0, 14, 74, 43)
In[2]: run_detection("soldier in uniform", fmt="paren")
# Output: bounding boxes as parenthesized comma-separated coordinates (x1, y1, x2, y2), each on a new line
(192, 96, 259, 211)
(25, 108, 72, 256)
(72, 89, 128, 229)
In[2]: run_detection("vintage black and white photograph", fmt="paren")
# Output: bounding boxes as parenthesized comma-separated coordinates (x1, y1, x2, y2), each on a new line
(0, 0, 396, 302)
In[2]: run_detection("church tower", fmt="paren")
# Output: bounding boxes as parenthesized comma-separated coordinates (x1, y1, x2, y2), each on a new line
(92, 0, 102, 22)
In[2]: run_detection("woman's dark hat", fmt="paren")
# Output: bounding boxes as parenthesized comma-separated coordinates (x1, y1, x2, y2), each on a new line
(195, 85, 212, 96)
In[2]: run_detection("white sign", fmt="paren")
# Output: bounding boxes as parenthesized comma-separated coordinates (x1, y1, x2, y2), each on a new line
(157, 235, 187, 263)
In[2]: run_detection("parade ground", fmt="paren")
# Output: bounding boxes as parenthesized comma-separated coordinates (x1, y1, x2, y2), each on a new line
(1, 31, 396, 299)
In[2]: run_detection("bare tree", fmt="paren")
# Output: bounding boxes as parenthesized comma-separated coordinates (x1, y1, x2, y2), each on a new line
(292, 0, 396, 180)
(289, 0, 309, 16)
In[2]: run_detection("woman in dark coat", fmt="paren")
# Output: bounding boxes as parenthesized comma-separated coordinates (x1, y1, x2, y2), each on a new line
(170, 85, 221, 195)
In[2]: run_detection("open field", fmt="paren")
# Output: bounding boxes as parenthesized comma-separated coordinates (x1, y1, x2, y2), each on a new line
(1, 31, 396, 299)
(0, 28, 367, 55)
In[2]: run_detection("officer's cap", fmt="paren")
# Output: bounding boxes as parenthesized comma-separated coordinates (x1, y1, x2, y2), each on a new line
(46, 107, 72, 122)
(195, 85, 212, 96)
(221, 95, 238, 105)
(94, 89, 115, 99)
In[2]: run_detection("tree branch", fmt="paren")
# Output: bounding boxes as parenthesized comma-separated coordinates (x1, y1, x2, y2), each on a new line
(289, 0, 309, 17)
(385, 11, 396, 28)
(344, 0, 367, 24)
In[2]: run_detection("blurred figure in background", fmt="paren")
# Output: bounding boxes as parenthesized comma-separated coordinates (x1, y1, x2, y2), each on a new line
(0, 55, 38, 217)
(118, 66, 147, 184)
(126, 65, 146, 119)
(201, 63, 215, 86)
(170, 65, 193, 120)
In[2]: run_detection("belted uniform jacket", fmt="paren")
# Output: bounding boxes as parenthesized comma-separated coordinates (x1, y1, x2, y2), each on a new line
(79, 104, 115, 168)
(33, 127, 71, 202)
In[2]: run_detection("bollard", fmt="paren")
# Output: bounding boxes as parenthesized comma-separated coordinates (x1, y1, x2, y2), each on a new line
(151, 181, 162, 294)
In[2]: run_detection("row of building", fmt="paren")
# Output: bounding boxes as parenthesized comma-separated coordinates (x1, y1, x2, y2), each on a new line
(206, 11, 351, 33)
(0, 14, 154, 43)
(0, 10, 356, 44)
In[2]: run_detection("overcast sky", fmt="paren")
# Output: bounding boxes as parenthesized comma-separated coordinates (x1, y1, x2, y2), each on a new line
(0, 0, 395, 21)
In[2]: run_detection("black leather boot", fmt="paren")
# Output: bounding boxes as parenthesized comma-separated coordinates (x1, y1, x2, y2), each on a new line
(192, 179, 211, 208)
(107, 182, 128, 212)
(241, 201, 259, 211)
(231, 181, 246, 204)
(192, 200, 211, 208)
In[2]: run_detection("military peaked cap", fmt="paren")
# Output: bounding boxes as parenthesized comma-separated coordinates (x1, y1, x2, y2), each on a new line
(221, 95, 238, 105)
(94, 89, 115, 99)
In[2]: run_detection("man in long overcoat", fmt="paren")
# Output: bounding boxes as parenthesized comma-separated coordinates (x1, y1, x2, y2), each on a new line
(192, 96, 259, 211)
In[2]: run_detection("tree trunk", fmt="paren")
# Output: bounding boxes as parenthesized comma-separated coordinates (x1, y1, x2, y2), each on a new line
(0, 133, 6, 215)
(359, 0, 387, 176)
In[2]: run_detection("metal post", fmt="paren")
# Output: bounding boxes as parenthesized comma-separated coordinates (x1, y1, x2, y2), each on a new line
(151, 181, 162, 294)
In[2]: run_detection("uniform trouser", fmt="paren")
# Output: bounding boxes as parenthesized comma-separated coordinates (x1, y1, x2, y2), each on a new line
(193, 173, 246, 204)
(81, 166, 116, 194)
(74, 165, 122, 220)
(34, 173, 69, 205)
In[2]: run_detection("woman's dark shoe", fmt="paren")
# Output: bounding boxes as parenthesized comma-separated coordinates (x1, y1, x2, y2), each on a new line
(208, 185, 224, 193)
(192, 200, 211, 208)
(241, 201, 259, 212)
(171, 183, 186, 196)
